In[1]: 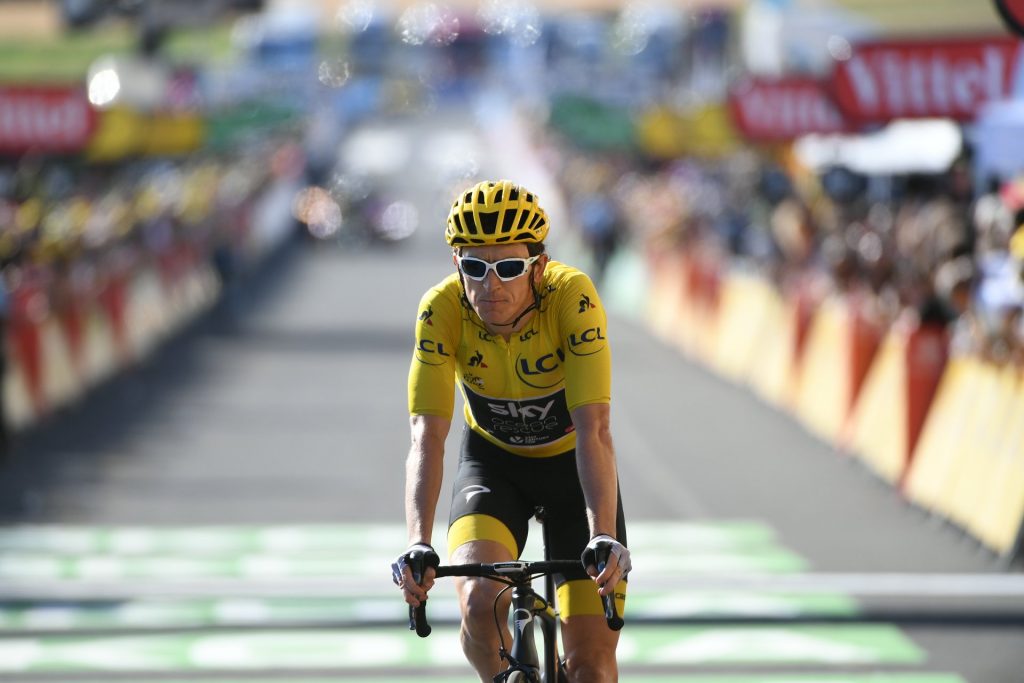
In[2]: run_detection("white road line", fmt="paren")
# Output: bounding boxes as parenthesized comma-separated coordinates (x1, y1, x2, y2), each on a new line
(2, 573, 1024, 600)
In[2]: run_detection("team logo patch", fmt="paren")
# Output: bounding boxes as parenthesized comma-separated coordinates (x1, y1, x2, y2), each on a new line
(469, 350, 488, 368)
(514, 349, 564, 389)
(568, 326, 607, 356)
(460, 484, 491, 502)
(419, 306, 434, 326)
(462, 385, 573, 448)
(578, 294, 596, 313)
(416, 338, 451, 366)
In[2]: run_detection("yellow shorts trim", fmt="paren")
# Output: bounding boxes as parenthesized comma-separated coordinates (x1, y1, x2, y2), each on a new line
(557, 579, 627, 620)
(447, 514, 519, 559)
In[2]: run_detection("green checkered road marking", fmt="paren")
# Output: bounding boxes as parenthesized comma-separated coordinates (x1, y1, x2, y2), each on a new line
(0, 521, 807, 582)
(0, 625, 924, 671)
(0, 591, 859, 631)
(0, 521, 779, 555)
(626, 591, 858, 618)
(39, 677, 966, 683)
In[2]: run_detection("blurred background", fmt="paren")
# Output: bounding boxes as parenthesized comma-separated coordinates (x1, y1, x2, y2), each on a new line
(0, 0, 1022, 681)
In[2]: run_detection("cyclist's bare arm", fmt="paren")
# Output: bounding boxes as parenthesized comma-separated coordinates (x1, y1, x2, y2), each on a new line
(571, 402, 623, 597)
(400, 413, 451, 606)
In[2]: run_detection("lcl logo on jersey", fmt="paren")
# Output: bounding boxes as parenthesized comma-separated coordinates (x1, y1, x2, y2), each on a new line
(419, 306, 434, 326)
(417, 339, 450, 356)
(515, 349, 564, 388)
(416, 336, 449, 366)
(568, 326, 606, 357)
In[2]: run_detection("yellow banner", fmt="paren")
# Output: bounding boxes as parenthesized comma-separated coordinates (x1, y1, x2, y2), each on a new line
(85, 108, 204, 161)
(142, 113, 204, 156)
(84, 107, 146, 162)
(636, 104, 740, 159)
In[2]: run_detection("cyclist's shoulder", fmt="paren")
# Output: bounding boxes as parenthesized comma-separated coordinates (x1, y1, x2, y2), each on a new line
(543, 260, 597, 288)
(418, 272, 463, 306)
(542, 261, 603, 308)
(416, 273, 464, 328)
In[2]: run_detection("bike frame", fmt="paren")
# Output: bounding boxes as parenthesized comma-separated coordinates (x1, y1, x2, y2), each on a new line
(499, 566, 563, 682)
(489, 507, 566, 682)
(407, 507, 621, 682)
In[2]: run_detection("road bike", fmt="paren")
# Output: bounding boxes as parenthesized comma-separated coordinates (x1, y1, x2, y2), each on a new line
(405, 508, 623, 683)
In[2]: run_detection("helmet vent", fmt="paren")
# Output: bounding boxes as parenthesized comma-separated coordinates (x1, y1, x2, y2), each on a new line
(502, 211, 519, 232)
(476, 211, 499, 235)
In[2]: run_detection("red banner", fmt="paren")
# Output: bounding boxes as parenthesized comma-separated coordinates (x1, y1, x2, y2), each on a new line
(0, 86, 98, 154)
(728, 78, 847, 142)
(833, 37, 1021, 123)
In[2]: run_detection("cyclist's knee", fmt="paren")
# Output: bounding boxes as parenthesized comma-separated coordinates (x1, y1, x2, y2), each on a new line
(562, 617, 618, 683)
(563, 648, 617, 683)
(458, 577, 508, 628)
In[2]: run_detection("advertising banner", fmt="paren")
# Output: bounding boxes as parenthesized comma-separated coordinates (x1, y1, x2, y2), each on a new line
(0, 86, 97, 155)
(636, 104, 740, 158)
(832, 37, 1021, 123)
(728, 78, 848, 142)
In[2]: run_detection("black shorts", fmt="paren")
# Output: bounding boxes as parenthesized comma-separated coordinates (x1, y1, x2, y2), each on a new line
(447, 427, 627, 616)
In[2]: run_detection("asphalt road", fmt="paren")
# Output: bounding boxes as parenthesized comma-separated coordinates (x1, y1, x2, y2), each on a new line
(0, 109, 1021, 683)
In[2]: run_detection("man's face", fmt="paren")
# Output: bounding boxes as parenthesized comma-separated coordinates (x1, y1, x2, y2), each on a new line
(457, 244, 547, 330)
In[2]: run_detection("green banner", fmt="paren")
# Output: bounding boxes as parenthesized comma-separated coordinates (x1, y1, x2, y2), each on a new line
(204, 104, 298, 151)
(548, 94, 635, 152)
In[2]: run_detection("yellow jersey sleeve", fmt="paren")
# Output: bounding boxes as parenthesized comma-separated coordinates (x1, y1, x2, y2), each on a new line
(553, 268, 611, 411)
(407, 277, 461, 418)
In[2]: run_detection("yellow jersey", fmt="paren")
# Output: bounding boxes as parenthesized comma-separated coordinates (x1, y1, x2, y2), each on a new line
(408, 261, 611, 458)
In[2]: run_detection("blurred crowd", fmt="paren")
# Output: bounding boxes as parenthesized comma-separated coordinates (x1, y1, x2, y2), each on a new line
(0, 140, 293, 328)
(553, 137, 1024, 368)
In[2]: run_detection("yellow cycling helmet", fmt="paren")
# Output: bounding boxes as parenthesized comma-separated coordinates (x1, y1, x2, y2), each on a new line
(445, 180, 549, 247)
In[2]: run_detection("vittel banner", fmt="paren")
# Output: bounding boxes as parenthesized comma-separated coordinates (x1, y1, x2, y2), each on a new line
(0, 87, 98, 154)
(833, 37, 1021, 123)
(728, 78, 848, 142)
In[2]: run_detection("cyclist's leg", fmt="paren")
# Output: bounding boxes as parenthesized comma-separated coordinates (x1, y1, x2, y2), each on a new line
(447, 429, 533, 681)
(537, 451, 628, 683)
(449, 538, 514, 680)
(559, 589, 623, 683)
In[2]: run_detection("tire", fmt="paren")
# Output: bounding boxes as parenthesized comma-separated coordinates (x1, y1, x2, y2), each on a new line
(506, 671, 537, 683)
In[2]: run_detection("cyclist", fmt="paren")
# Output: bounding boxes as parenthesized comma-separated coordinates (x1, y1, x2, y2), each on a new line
(393, 180, 630, 682)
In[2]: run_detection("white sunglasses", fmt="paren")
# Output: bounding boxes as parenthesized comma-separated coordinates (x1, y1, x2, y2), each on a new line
(458, 255, 540, 281)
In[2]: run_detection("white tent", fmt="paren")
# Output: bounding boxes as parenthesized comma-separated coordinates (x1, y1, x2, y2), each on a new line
(794, 119, 963, 176)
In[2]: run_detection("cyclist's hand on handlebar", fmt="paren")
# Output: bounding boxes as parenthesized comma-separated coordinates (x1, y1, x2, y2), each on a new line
(391, 543, 439, 607)
(581, 534, 631, 597)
